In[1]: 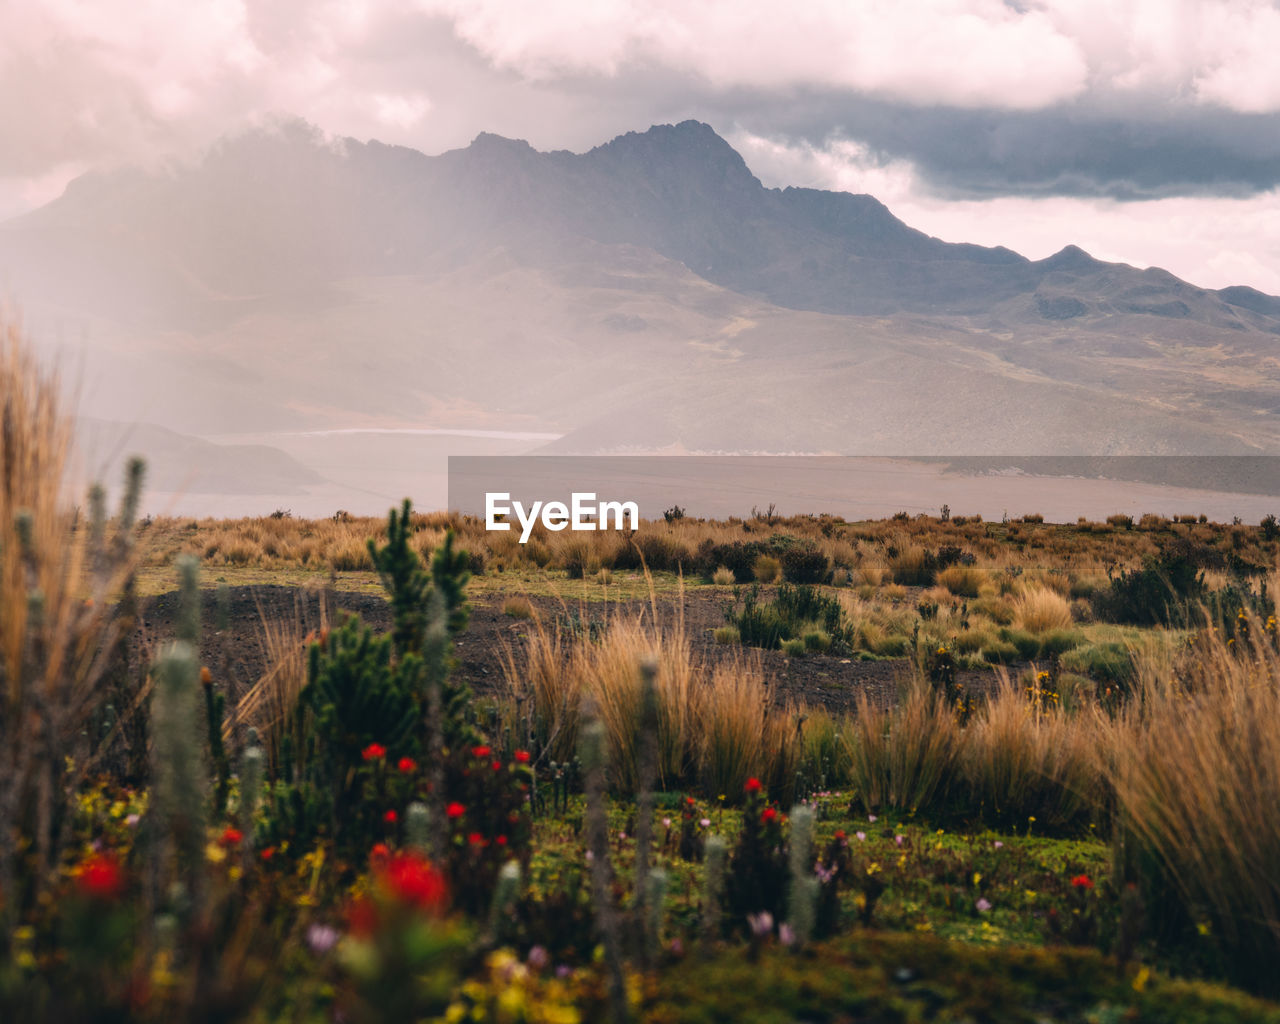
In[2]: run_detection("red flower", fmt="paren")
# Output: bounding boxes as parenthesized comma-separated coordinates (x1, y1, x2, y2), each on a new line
(380, 852, 448, 913)
(834, 830, 846, 841)
(260, 846, 276, 862)
(492, 760, 503, 772)
(471, 745, 492, 759)
(468, 832, 486, 847)
(514, 749, 531, 764)
(384, 810, 398, 824)
(77, 851, 124, 900)
(362, 743, 387, 762)
(496, 835, 508, 846)
(347, 895, 379, 937)
(761, 807, 778, 824)
(397, 756, 417, 774)
(370, 842, 391, 864)
(219, 827, 244, 847)
(446, 802, 466, 819)
(1071, 874, 1094, 890)
(744, 777, 762, 793)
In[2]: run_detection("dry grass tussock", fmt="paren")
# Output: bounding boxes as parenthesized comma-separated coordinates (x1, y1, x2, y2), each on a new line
(0, 319, 146, 915)
(844, 682, 963, 815)
(231, 588, 331, 768)
(962, 673, 1104, 832)
(1110, 626, 1280, 990)
(501, 604, 799, 798)
(1011, 584, 1075, 633)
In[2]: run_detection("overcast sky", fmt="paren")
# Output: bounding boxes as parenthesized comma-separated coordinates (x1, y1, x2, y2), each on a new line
(5, 0, 1280, 292)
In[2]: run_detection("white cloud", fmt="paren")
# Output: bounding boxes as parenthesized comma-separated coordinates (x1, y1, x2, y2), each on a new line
(423, 0, 1090, 109)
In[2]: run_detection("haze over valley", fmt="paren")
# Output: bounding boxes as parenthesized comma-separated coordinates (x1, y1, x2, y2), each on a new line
(5, 119, 1280, 517)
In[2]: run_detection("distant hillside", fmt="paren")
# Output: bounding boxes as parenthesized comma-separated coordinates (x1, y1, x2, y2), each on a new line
(3, 118, 1280, 473)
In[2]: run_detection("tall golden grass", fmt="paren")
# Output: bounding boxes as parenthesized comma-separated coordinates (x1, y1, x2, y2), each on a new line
(0, 319, 143, 917)
(1011, 584, 1075, 633)
(1110, 623, 1280, 992)
(962, 673, 1103, 832)
(231, 588, 331, 769)
(501, 608, 798, 798)
(844, 682, 963, 815)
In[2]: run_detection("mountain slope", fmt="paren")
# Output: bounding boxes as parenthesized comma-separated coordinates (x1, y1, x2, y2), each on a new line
(1, 118, 1279, 466)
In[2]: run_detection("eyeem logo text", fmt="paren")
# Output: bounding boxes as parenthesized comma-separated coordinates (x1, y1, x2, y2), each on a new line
(486, 492, 639, 543)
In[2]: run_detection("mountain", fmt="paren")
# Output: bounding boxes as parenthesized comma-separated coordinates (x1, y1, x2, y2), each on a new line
(3, 117, 1280, 481)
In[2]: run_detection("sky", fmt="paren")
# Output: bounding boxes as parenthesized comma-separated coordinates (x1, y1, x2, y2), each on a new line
(4, 0, 1280, 293)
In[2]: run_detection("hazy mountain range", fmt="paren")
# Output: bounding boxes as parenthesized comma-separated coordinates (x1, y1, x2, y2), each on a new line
(2, 118, 1279, 509)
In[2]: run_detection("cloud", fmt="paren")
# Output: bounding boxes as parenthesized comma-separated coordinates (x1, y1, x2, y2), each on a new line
(423, 0, 1090, 109)
(4, 0, 1280, 291)
(733, 127, 1280, 293)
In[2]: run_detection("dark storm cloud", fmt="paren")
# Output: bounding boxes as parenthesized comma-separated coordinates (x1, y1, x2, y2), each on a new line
(727, 96, 1280, 200)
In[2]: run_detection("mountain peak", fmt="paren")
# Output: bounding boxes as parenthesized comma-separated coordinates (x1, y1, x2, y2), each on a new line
(1040, 244, 1100, 272)
(589, 120, 761, 193)
(468, 131, 535, 153)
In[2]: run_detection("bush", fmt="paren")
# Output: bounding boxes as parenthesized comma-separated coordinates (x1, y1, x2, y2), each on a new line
(697, 541, 768, 582)
(1012, 586, 1074, 633)
(561, 538, 600, 579)
(780, 546, 829, 584)
(889, 545, 936, 586)
(999, 628, 1043, 661)
(713, 626, 740, 645)
(802, 630, 831, 653)
(936, 564, 983, 598)
(503, 597, 534, 619)
(1092, 547, 1206, 626)
(1112, 631, 1280, 994)
(781, 638, 807, 657)
(845, 685, 962, 816)
(962, 679, 1101, 834)
(615, 532, 692, 573)
(1061, 642, 1135, 689)
(753, 555, 782, 583)
(712, 566, 736, 586)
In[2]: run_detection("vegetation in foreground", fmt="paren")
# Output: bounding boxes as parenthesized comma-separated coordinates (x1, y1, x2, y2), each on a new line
(4, 318, 1280, 1021)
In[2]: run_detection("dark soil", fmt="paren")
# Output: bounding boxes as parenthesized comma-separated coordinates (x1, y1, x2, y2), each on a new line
(137, 582, 1001, 717)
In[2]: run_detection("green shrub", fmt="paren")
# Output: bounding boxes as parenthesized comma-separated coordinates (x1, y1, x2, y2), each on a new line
(999, 627, 1042, 661)
(753, 554, 782, 583)
(802, 630, 831, 653)
(1061, 642, 1135, 688)
(1092, 548, 1206, 626)
(1038, 629, 1085, 658)
(781, 638, 807, 657)
(781, 545, 830, 584)
(713, 626, 740, 645)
